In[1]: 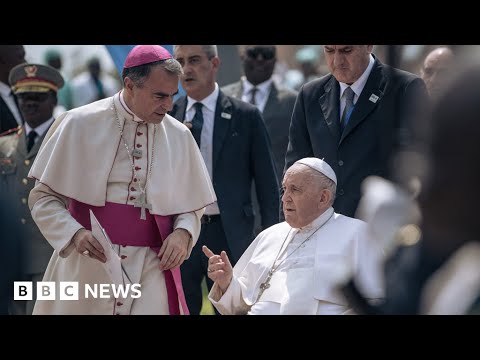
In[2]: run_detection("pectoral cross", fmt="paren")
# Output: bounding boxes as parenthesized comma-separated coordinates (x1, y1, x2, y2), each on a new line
(134, 193, 152, 220)
(256, 270, 274, 303)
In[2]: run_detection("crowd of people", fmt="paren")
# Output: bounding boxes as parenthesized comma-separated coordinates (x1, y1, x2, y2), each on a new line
(1, 44, 474, 315)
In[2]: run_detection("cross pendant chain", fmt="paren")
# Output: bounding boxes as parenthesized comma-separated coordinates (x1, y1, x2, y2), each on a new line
(134, 192, 152, 220)
(112, 98, 156, 221)
(132, 148, 142, 158)
(256, 270, 274, 303)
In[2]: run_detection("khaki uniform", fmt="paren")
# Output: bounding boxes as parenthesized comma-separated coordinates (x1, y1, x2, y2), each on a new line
(0, 128, 53, 314)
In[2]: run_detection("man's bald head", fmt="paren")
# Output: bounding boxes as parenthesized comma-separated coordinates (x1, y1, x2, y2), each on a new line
(421, 47, 455, 98)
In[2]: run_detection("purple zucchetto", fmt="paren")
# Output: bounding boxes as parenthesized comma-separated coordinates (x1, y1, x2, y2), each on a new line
(123, 45, 172, 69)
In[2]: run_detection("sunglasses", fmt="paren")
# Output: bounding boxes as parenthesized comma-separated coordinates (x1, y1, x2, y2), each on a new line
(17, 92, 52, 102)
(246, 47, 276, 60)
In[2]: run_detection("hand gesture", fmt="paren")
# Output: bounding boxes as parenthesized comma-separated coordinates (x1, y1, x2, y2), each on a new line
(202, 245, 233, 293)
(73, 228, 107, 263)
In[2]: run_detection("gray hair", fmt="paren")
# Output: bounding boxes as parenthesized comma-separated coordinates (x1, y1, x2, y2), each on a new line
(173, 45, 218, 60)
(310, 169, 337, 206)
(121, 58, 183, 87)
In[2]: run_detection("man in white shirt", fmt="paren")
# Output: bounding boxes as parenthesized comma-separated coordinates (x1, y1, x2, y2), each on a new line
(204, 157, 384, 315)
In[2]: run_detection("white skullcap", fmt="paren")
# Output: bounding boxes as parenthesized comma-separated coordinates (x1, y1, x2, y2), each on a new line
(294, 157, 337, 185)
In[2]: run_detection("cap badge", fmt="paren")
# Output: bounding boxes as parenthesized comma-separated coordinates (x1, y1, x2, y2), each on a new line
(24, 65, 38, 77)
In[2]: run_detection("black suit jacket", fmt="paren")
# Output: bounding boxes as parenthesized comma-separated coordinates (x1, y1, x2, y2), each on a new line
(0, 95, 21, 134)
(222, 81, 298, 181)
(170, 91, 279, 262)
(285, 57, 429, 217)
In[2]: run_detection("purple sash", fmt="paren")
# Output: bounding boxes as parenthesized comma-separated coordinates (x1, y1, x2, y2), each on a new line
(69, 199, 189, 315)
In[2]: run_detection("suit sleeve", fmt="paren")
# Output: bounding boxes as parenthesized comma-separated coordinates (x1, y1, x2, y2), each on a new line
(250, 107, 280, 228)
(390, 77, 430, 187)
(284, 88, 314, 176)
(396, 77, 430, 153)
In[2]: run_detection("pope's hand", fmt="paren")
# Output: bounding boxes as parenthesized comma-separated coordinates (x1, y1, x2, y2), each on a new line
(202, 245, 233, 293)
(158, 228, 190, 270)
(72, 228, 107, 263)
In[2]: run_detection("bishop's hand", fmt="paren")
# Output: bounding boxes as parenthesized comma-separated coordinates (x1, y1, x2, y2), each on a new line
(72, 228, 107, 263)
(202, 245, 233, 293)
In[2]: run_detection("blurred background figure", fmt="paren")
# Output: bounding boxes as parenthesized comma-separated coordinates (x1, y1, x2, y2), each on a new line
(70, 56, 120, 108)
(0, 189, 23, 315)
(343, 64, 480, 315)
(0, 45, 26, 133)
(0, 63, 63, 314)
(284, 46, 323, 91)
(223, 45, 297, 235)
(420, 47, 455, 100)
(44, 49, 73, 116)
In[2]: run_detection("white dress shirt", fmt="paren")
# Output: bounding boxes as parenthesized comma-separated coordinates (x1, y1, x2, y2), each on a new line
(241, 76, 273, 113)
(25, 117, 55, 145)
(186, 83, 220, 215)
(339, 54, 375, 118)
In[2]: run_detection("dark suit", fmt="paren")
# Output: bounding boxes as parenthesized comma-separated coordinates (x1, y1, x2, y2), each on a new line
(222, 81, 297, 180)
(0, 93, 21, 134)
(223, 81, 297, 235)
(0, 127, 54, 314)
(170, 90, 279, 314)
(285, 57, 429, 217)
(0, 189, 22, 315)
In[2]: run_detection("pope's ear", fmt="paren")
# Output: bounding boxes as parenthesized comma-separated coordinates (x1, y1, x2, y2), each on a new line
(319, 188, 332, 207)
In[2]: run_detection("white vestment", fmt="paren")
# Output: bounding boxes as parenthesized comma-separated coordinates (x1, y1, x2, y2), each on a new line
(29, 92, 216, 315)
(209, 208, 385, 315)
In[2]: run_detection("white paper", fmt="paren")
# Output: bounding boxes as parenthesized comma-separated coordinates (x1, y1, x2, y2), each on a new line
(89, 210, 131, 286)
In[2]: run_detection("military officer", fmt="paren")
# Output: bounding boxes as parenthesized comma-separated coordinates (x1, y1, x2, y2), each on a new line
(0, 63, 64, 314)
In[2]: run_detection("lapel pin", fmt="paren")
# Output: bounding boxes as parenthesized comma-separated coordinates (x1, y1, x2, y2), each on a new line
(221, 112, 231, 119)
(369, 94, 379, 103)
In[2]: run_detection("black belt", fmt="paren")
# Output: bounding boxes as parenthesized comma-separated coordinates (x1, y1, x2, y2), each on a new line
(201, 214, 221, 224)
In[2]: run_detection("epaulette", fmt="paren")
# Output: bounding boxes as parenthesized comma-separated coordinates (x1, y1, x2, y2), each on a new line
(0, 125, 21, 137)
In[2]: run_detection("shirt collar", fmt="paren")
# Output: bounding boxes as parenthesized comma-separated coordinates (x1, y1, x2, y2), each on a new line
(0, 81, 12, 97)
(297, 207, 335, 233)
(242, 76, 273, 97)
(119, 90, 146, 123)
(25, 117, 54, 138)
(339, 54, 375, 99)
(186, 83, 219, 113)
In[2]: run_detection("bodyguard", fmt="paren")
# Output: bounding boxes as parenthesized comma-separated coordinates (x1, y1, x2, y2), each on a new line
(0, 63, 64, 314)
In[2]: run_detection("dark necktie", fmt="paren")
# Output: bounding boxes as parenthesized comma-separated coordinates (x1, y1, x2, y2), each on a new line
(26, 131, 37, 152)
(191, 102, 204, 147)
(249, 87, 258, 106)
(340, 87, 355, 131)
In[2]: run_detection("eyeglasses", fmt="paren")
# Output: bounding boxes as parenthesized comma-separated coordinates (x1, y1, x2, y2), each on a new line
(246, 47, 276, 60)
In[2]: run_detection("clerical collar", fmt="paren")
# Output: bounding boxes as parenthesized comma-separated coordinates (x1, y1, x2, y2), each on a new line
(297, 207, 334, 232)
(119, 90, 146, 123)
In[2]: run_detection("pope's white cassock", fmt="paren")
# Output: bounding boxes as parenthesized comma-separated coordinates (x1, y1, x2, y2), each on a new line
(28, 91, 216, 315)
(209, 207, 385, 315)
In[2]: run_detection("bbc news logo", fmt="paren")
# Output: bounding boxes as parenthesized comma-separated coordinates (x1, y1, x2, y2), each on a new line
(14, 282, 142, 300)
